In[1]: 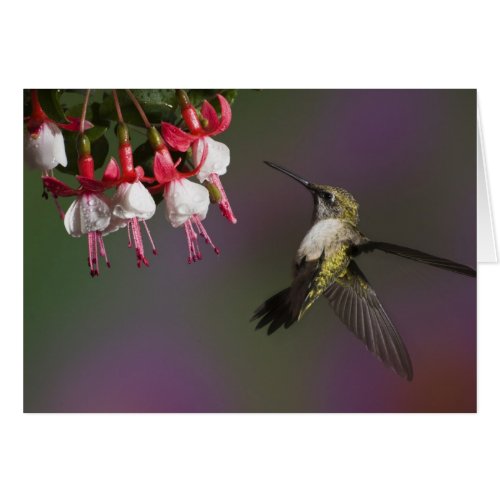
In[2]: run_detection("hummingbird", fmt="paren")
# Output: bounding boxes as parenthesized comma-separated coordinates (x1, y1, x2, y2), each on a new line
(252, 161, 476, 381)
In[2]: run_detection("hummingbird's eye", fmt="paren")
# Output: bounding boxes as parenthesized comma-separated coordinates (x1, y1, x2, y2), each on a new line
(322, 192, 335, 202)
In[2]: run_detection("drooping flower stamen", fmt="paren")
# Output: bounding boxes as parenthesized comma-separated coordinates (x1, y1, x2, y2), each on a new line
(87, 230, 110, 277)
(97, 231, 110, 267)
(127, 217, 154, 267)
(192, 214, 220, 255)
(182, 214, 220, 264)
(52, 195, 65, 221)
(184, 218, 202, 264)
(127, 221, 132, 248)
(142, 219, 158, 256)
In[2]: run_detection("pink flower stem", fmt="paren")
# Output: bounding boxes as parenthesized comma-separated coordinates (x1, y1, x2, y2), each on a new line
(80, 90, 91, 134)
(125, 89, 151, 128)
(112, 90, 124, 124)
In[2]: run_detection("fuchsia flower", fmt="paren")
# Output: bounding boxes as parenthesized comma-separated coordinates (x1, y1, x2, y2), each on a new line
(43, 143, 118, 277)
(105, 130, 157, 267)
(161, 93, 237, 224)
(150, 129, 219, 263)
(24, 90, 92, 172)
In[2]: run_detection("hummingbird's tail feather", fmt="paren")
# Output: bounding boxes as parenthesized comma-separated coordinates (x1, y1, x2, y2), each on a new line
(357, 241, 476, 277)
(252, 288, 297, 335)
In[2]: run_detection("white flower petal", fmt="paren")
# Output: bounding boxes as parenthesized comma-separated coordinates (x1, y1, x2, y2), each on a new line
(24, 122, 67, 171)
(24, 124, 54, 170)
(164, 179, 209, 227)
(50, 122, 68, 167)
(79, 193, 111, 233)
(192, 137, 230, 182)
(64, 198, 83, 237)
(112, 182, 156, 220)
(64, 193, 112, 237)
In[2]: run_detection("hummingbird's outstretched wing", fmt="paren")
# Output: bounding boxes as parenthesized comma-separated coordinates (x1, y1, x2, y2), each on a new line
(252, 243, 351, 334)
(324, 260, 414, 380)
(355, 241, 476, 277)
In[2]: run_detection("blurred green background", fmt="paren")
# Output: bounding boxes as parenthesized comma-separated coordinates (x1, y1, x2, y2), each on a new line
(24, 90, 476, 412)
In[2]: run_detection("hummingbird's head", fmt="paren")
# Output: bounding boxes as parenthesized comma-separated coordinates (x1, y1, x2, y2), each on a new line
(309, 184, 359, 224)
(263, 161, 359, 225)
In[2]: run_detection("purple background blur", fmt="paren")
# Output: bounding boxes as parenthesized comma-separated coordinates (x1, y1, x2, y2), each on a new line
(24, 90, 476, 412)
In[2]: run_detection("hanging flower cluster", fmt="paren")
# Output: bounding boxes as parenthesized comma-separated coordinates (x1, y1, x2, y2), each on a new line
(24, 89, 237, 277)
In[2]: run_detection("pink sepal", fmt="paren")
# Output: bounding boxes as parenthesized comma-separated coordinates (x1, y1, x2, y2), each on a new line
(102, 157, 121, 184)
(201, 94, 232, 135)
(43, 176, 80, 197)
(154, 148, 182, 183)
(161, 122, 196, 152)
(58, 116, 94, 132)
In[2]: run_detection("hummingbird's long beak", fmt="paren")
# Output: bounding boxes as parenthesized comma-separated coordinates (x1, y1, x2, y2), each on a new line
(263, 161, 312, 189)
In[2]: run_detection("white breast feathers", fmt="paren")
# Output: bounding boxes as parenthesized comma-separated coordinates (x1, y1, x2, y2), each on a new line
(296, 219, 347, 262)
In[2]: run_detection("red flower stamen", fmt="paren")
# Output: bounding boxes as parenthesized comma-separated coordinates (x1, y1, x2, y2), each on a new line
(183, 215, 220, 264)
(142, 220, 158, 256)
(184, 218, 202, 264)
(127, 217, 156, 268)
(87, 231, 110, 277)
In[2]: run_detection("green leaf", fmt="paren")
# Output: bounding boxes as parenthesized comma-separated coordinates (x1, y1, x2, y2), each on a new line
(89, 135, 110, 172)
(86, 124, 108, 143)
(99, 90, 177, 128)
(133, 140, 155, 178)
(23, 89, 31, 117)
(186, 89, 238, 110)
(132, 89, 177, 108)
